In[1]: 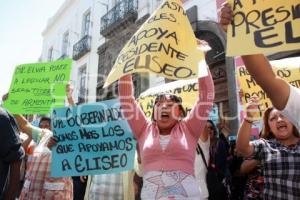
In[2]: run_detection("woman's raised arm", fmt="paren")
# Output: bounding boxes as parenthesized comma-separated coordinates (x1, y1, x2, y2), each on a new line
(118, 74, 148, 139)
(184, 68, 215, 138)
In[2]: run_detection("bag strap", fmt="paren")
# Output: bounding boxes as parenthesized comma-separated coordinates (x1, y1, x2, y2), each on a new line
(197, 143, 208, 169)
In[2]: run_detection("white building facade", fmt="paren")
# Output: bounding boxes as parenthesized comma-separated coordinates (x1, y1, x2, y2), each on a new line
(40, 0, 300, 135)
(96, 0, 220, 88)
(41, 0, 239, 132)
(40, 0, 221, 103)
(41, 0, 106, 104)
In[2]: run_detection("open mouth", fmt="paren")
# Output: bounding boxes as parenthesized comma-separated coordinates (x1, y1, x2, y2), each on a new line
(277, 123, 287, 131)
(160, 112, 170, 120)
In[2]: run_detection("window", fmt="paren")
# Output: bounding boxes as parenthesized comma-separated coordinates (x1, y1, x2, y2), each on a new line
(78, 65, 87, 104)
(81, 10, 91, 37)
(48, 47, 53, 61)
(61, 31, 69, 56)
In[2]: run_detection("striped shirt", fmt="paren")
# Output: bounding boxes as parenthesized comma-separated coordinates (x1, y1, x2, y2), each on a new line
(252, 138, 300, 200)
(19, 128, 73, 200)
(87, 173, 123, 200)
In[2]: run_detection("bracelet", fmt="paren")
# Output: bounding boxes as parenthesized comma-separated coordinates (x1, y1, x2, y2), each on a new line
(244, 118, 254, 124)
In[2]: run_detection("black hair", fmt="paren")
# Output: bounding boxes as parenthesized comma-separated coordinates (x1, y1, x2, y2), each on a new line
(151, 93, 186, 121)
(207, 120, 218, 136)
(39, 116, 51, 126)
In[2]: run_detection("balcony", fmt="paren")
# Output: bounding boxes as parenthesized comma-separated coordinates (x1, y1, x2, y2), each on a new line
(100, 0, 138, 38)
(72, 35, 91, 61)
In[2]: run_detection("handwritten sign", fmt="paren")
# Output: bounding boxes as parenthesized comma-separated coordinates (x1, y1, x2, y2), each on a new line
(227, 0, 300, 56)
(237, 57, 300, 119)
(50, 99, 136, 177)
(138, 79, 198, 118)
(104, 0, 205, 87)
(3, 59, 72, 114)
(138, 79, 219, 125)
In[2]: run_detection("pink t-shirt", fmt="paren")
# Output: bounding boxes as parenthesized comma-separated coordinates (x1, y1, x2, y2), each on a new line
(118, 73, 214, 176)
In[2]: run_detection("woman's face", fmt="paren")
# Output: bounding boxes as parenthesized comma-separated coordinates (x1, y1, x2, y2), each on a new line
(206, 122, 215, 140)
(154, 97, 182, 131)
(268, 109, 293, 140)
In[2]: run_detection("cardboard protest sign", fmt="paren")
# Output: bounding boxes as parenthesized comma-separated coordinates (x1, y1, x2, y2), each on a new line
(227, 0, 300, 56)
(237, 56, 300, 120)
(235, 57, 262, 138)
(138, 79, 198, 117)
(51, 99, 136, 177)
(4, 59, 72, 114)
(137, 79, 219, 125)
(104, 0, 205, 87)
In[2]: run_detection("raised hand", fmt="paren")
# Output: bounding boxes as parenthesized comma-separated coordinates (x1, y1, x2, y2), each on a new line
(66, 82, 75, 106)
(219, 2, 233, 32)
(245, 95, 260, 122)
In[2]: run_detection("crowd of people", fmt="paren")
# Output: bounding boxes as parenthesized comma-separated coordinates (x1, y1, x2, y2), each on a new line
(1, 2, 300, 200)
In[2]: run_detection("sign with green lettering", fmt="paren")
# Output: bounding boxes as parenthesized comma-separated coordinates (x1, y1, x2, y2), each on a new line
(4, 59, 72, 114)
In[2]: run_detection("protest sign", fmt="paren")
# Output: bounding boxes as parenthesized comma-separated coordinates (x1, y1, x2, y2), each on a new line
(237, 56, 300, 120)
(138, 79, 219, 125)
(227, 0, 300, 56)
(51, 99, 136, 177)
(138, 79, 198, 118)
(235, 57, 261, 138)
(4, 59, 72, 114)
(104, 0, 205, 87)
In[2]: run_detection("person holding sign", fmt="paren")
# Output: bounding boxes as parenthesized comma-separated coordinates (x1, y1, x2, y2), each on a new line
(220, 2, 300, 132)
(118, 65, 214, 199)
(236, 96, 300, 199)
(2, 85, 75, 200)
(16, 115, 73, 200)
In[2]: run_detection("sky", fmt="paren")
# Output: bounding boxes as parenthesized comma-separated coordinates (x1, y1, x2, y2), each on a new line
(0, 0, 64, 98)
